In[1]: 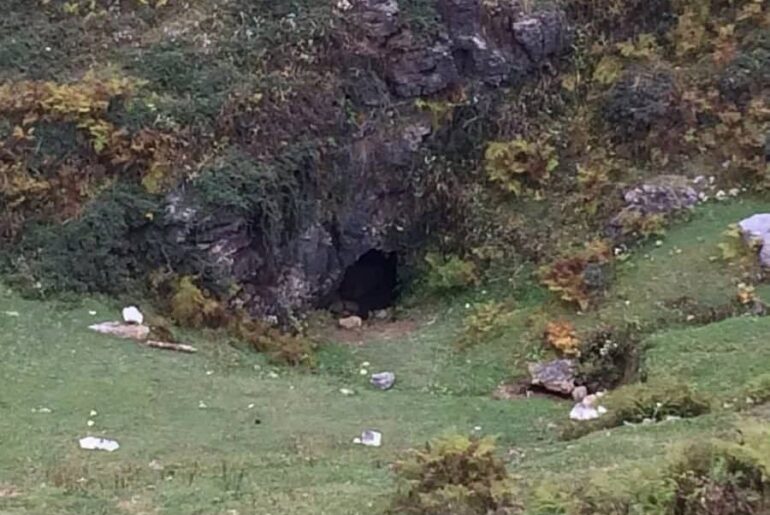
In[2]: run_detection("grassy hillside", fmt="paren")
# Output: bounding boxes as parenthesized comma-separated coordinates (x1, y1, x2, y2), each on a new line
(2, 200, 770, 514)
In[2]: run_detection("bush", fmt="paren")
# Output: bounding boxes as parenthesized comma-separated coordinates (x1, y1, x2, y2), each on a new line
(230, 316, 316, 367)
(562, 380, 710, 440)
(455, 301, 514, 350)
(169, 276, 226, 329)
(576, 325, 643, 392)
(484, 137, 559, 196)
(544, 320, 581, 356)
(390, 435, 518, 515)
(671, 426, 770, 514)
(539, 240, 613, 310)
(423, 253, 479, 294)
(6, 184, 163, 296)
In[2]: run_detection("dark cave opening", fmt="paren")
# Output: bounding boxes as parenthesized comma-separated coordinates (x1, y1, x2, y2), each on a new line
(334, 250, 399, 317)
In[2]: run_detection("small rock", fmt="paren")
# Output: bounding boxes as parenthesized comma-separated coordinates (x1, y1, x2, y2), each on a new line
(370, 371, 396, 390)
(528, 359, 576, 395)
(571, 386, 588, 402)
(339, 316, 363, 330)
(122, 306, 144, 325)
(372, 309, 391, 321)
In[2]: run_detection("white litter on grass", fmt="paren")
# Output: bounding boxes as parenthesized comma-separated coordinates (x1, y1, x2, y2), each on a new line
(79, 437, 119, 452)
(90, 410, 98, 417)
(3, 311, 19, 317)
(340, 388, 356, 396)
(353, 430, 382, 447)
(122, 306, 144, 325)
(359, 369, 368, 376)
(87, 420, 95, 427)
(31, 407, 52, 414)
(88, 310, 97, 316)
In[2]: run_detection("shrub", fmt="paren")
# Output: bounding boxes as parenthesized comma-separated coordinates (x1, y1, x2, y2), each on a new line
(455, 301, 514, 350)
(484, 136, 559, 196)
(562, 380, 710, 440)
(6, 184, 163, 296)
(576, 325, 643, 391)
(169, 276, 226, 329)
(230, 316, 316, 367)
(539, 240, 613, 310)
(390, 435, 518, 515)
(671, 426, 770, 515)
(544, 320, 581, 356)
(423, 253, 479, 294)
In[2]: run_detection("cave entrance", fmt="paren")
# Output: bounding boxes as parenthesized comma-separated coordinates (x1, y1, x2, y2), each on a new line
(336, 250, 398, 317)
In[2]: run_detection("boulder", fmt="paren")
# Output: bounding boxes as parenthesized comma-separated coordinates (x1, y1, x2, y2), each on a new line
(607, 175, 699, 240)
(739, 213, 770, 267)
(528, 359, 576, 395)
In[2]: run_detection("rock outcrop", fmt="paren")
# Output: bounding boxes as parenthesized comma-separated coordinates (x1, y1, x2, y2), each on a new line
(162, 0, 571, 323)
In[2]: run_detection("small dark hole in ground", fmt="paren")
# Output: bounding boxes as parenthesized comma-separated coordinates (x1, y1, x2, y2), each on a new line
(332, 249, 399, 318)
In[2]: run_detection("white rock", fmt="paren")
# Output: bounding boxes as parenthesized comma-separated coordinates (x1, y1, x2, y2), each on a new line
(339, 316, 363, 330)
(571, 386, 588, 402)
(570, 403, 603, 421)
(79, 437, 119, 452)
(122, 306, 144, 325)
(370, 371, 396, 390)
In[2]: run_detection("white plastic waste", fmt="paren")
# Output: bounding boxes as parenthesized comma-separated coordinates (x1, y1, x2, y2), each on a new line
(354, 430, 382, 447)
(122, 306, 144, 325)
(79, 437, 120, 452)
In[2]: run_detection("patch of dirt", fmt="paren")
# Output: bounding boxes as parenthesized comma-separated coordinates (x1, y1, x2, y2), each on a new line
(321, 317, 422, 345)
(0, 483, 21, 498)
(492, 380, 571, 401)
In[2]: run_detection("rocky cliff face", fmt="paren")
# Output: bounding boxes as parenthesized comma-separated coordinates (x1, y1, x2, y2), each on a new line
(162, 0, 570, 322)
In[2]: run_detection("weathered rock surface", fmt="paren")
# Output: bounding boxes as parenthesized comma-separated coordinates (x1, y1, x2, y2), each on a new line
(608, 175, 699, 240)
(528, 359, 576, 395)
(160, 0, 571, 323)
